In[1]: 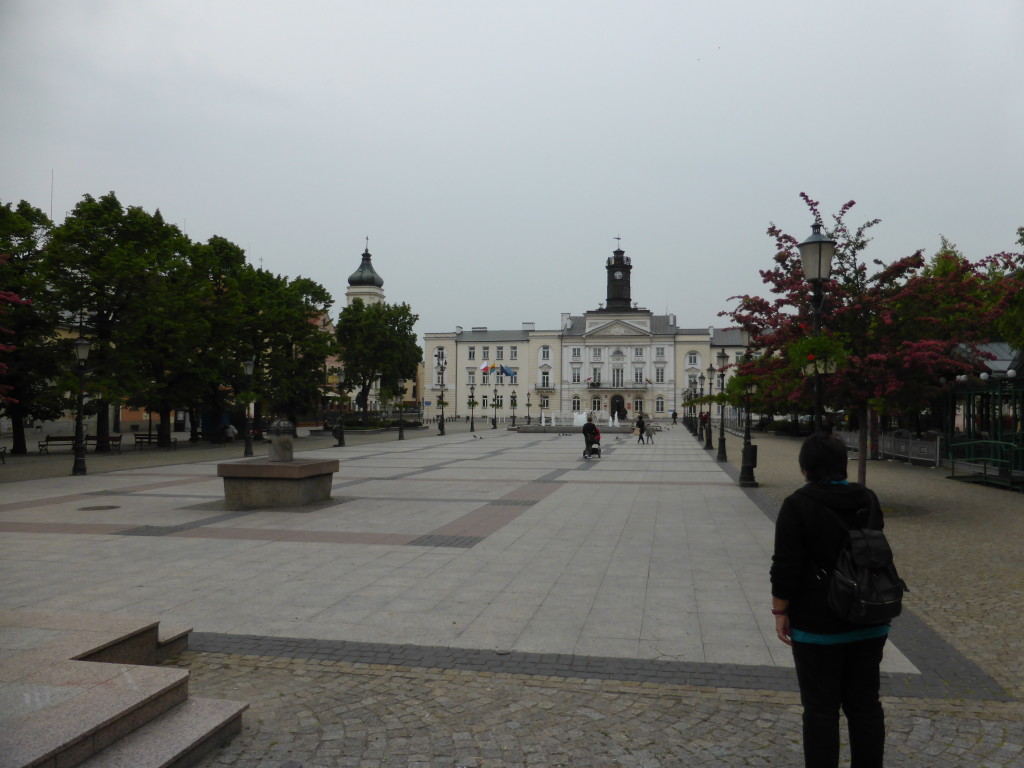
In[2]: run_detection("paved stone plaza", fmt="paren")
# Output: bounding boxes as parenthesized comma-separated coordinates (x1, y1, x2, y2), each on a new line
(1, 425, 1021, 766)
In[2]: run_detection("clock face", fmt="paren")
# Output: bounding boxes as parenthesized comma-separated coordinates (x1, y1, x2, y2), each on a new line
(614, 271, 623, 280)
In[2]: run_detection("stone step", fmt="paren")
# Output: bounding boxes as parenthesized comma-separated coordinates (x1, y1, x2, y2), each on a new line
(77, 697, 249, 768)
(156, 624, 192, 663)
(0, 664, 190, 768)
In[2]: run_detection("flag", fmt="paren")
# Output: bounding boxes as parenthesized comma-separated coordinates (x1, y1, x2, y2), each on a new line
(489, 363, 499, 373)
(501, 365, 515, 377)
(479, 361, 490, 371)
(644, 377, 652, 384)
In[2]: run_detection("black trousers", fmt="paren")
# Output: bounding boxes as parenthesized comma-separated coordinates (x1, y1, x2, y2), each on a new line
(792, 635, 886, 768)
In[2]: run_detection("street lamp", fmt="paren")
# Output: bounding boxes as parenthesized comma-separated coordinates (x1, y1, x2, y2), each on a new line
(71, 336, 90, 476)
(510, 390, 517, 427)
(242, 359, 255, 457)
(716, 349, 728, 462)
(468, 384, 476, 433)
(492, 386, 499, 429)
(435, 349, 447, 436)
(526, 392, 532, 425)
(739, 376, 758, 487)
(798, 222, 837, 434)
(334, 371, 346, 446)
(705, 364, 715, 449)
(397, 380, 406, 440)
(697, 373, 706, 443)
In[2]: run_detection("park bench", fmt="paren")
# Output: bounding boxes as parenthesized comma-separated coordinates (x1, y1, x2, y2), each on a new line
(38, 436, 75, 453)
(38, 435, 123, 454)
(133, 433, 177, 450)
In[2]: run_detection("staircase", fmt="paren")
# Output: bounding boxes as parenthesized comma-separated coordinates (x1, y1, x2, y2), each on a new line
(0, 611, 247, 768)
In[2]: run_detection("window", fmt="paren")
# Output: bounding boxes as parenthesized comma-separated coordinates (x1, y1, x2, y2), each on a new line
(481, 373, 489, 384)
(612, 368, 624, 387)
(655, 346, 665, 358)
(655, 367, 665, 384)
(591, 397, 601, 412)
(572, 395, 581, 412)
(481, 395, 488, 408)
(495, 373, 504, 385)
(468, 371, 475, 385)
(541, 371, 550, 387)
(571, 347, 581, 359)
(634, 397, 644, 413)
(592, 348, 602, 359)
(494, 395, 503, 408)
(688, 374, 697, 389)
(468, 347, 476, 360)
(541, 346, 550, 360)
(572, 367, 581, 384)
(496, 346, 504, 360)
(634, 347, 644, 358)
(634, 368, 644, 384)
(482, 346, 489, 360)
(541, 395, 549, 408)
(510, 346, 518, 360)
(592, 367, 601, 383)
(687, 352, 698, 366)
(510, 370, 518, 385)
(656, 396, 665, 413)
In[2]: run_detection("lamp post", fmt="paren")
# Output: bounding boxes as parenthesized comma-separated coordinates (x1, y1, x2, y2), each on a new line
(242, 359, 255, 457)
(526, 392, 532, 425)
(397, 380, 406, 440)
(492, 386, 499, 429)
(334, 371, 346, 446)
(510, 390, 517, 427)
(435, 349, 447, 436)
(739, 376, 758, 487)
(71, 336, 90, 476)
(468, 384, 476, 433)
(798, 221, 837, 434)
(704, 364, 715, 450)
(716, 350, 728, 461)
(697, 374, 706, 442)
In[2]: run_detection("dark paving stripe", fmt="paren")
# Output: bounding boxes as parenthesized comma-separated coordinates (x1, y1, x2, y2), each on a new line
(115, 510, 257, 536)
(186, 632, 1012, 701)
(407, 534, 484, 548)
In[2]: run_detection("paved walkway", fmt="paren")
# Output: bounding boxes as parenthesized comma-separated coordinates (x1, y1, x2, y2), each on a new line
(1, 424, 1021, 766)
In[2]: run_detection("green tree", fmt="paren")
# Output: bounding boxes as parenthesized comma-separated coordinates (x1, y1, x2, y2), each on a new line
(0, 200, 65, 454)
(335, 299, 421, 417)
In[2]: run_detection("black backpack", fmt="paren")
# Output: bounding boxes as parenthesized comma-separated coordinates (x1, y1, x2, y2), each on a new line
(820, 506, 907, 625)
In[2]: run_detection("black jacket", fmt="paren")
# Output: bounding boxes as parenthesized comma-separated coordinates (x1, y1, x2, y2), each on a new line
(582, 422, 599, 442)
(770, 482, 887, 634)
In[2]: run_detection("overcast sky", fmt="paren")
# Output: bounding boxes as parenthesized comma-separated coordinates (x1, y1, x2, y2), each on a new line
(3, 0, 1021, 343)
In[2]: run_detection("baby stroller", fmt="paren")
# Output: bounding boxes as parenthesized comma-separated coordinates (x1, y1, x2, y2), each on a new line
(583, 429, 602, 459)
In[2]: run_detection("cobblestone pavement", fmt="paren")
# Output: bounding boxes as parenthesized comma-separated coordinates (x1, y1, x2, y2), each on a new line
(168, 428, 1023, 768)
(3, 424, 1022, 766)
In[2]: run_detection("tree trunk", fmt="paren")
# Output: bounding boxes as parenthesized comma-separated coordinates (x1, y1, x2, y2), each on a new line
(11, 417, 28, 455)
(95, 399, 111, 452)
(158, 406, 173, 447)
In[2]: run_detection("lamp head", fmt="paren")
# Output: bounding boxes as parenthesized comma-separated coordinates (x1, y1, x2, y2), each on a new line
(74, 337, 90, 363)
(797, 222, 836, 282)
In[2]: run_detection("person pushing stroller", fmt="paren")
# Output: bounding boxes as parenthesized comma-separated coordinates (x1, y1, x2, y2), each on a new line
(582, 414, 601, 458)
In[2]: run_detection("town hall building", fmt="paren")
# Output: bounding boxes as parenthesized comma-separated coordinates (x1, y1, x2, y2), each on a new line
(423, 246, 747, 425)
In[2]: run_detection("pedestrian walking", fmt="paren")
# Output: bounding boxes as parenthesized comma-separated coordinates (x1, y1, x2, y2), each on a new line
(635, 415, 646, 444)
(770, 433, 891, 768)
(645, 422, 655, 444)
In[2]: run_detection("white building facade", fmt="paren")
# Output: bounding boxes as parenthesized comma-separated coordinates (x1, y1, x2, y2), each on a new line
(424, 247, 747, 425)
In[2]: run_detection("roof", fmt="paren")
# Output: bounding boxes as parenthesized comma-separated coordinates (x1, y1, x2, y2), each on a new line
(347, 249, 384, 288)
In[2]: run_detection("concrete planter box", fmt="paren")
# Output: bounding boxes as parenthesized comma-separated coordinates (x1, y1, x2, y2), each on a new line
(217, 458, 340, 510)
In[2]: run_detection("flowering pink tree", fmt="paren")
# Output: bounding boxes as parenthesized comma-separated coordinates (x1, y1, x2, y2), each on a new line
(728, 193, 1023, 484)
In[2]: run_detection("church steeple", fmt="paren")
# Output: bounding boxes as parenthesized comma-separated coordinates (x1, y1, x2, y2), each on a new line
(605, 240, 633, 311)
(345, 239, 386, 306)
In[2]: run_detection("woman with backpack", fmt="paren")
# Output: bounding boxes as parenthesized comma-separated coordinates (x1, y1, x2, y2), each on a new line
(770, 433, 894, 768)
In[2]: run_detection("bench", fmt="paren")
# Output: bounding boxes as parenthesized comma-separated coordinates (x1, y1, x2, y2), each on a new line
(38, 436, 76, 454)
(133, 434, 177, 450)
(38, 435, 123, 454)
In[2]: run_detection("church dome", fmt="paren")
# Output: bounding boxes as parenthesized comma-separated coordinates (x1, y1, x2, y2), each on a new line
(348, 248, 384, 288)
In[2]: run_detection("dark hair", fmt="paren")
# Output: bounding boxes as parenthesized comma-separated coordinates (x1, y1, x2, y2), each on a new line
(798, 433, 848, 482)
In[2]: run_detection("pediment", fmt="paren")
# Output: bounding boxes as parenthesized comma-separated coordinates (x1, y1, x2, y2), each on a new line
(584, 319, 651, 337)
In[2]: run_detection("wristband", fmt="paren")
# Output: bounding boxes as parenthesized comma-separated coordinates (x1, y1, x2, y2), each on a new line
(771, 608, 787, 616)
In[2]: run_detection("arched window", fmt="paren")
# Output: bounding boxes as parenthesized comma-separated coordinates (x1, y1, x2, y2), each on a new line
(656, 396, 665, 413)
(572, 395, 581, 412)
(634, 397, 644, 413)
(591, 397, 601, 412)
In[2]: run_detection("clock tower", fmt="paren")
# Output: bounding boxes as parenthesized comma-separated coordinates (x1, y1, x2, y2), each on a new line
(605, 245, 633, 311)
